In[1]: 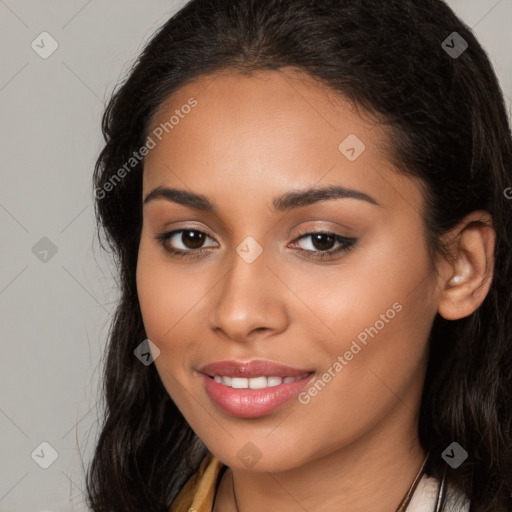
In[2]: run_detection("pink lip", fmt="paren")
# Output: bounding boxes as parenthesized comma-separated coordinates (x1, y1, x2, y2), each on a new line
(199, 359, 315, 418)
(199, 359, 312, 378)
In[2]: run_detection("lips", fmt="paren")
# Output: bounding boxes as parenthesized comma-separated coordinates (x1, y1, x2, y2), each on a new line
(199, 359, 315, 418)
(199, 359, 312, 378)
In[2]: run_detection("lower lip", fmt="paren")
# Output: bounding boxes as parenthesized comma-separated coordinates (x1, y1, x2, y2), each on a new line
(202, 373, 315, 418)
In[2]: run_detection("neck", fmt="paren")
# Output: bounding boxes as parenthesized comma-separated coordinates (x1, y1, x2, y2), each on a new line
(215, 401, 426, 512)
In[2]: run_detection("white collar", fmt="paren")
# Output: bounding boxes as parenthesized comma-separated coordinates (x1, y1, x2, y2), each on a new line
(407, 473, 471, 512)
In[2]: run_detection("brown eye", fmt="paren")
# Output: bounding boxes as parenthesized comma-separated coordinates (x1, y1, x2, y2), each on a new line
(292, 231, 357, 260)
(309, 233, 336, 251)
(179, 230, 206, 249)
(155, 228, 218, 258)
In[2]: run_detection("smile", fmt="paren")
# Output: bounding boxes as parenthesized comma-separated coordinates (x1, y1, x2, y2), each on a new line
(211, 373, 310, 389)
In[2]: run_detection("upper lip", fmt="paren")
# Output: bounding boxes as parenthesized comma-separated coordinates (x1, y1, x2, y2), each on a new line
(199, 359, 313, 378)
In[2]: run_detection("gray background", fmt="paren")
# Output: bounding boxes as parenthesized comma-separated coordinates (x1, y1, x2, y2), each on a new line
(0, 1, 511, 511)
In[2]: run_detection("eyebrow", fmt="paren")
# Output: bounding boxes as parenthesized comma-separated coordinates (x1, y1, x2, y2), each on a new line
(143, 184, 381, 212)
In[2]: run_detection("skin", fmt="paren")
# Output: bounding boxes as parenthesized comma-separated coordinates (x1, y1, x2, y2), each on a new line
(136, 68, 495, 511)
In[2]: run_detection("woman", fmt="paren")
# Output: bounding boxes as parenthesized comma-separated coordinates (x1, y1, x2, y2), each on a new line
(87, 0, 512, 511)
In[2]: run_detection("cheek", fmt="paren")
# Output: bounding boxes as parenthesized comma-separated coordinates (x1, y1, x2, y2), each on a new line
(136, 239, 187, 371)
(136, 244, 194, 408)
(284, 229, 431, 346)
(135, 236, 215, 393)
(136, 237, 194, 340)
(292, 231, 434, 401)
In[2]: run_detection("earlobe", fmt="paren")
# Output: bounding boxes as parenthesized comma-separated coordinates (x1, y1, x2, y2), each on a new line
(437, 211, 496, 321)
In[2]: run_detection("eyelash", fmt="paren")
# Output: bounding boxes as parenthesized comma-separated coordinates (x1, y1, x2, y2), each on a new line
(155, 227, 357, 261)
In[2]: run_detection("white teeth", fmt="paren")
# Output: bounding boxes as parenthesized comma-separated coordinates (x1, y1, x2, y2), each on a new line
(267, 376, 283, 387)
(212, 373, 309, 389)
(231, 377, 248, 389)
(248, 376, 268, 389)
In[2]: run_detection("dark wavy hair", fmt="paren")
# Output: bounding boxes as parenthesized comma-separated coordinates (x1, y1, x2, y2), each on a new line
(86, 0, 512, 510)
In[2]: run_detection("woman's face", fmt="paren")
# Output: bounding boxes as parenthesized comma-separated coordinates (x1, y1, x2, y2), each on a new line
(136, 69, 440, 471)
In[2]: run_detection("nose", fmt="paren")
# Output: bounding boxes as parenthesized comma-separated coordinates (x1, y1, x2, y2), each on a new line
(208, 245, 289, 343)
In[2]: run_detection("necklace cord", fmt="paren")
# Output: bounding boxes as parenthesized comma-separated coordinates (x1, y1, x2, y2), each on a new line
(435, 463, 448, 512)
(395, 451, 431, 512)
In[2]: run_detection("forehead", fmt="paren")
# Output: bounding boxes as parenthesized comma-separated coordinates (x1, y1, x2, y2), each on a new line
(146, 67, 384, 148)
(141, 68, 421, 214)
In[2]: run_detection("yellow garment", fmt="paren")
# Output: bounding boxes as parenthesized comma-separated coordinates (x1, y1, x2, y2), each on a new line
(169, 453, 225, 512)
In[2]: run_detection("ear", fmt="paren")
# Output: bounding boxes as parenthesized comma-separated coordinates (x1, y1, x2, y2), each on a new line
(436, 210, 496, 321)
